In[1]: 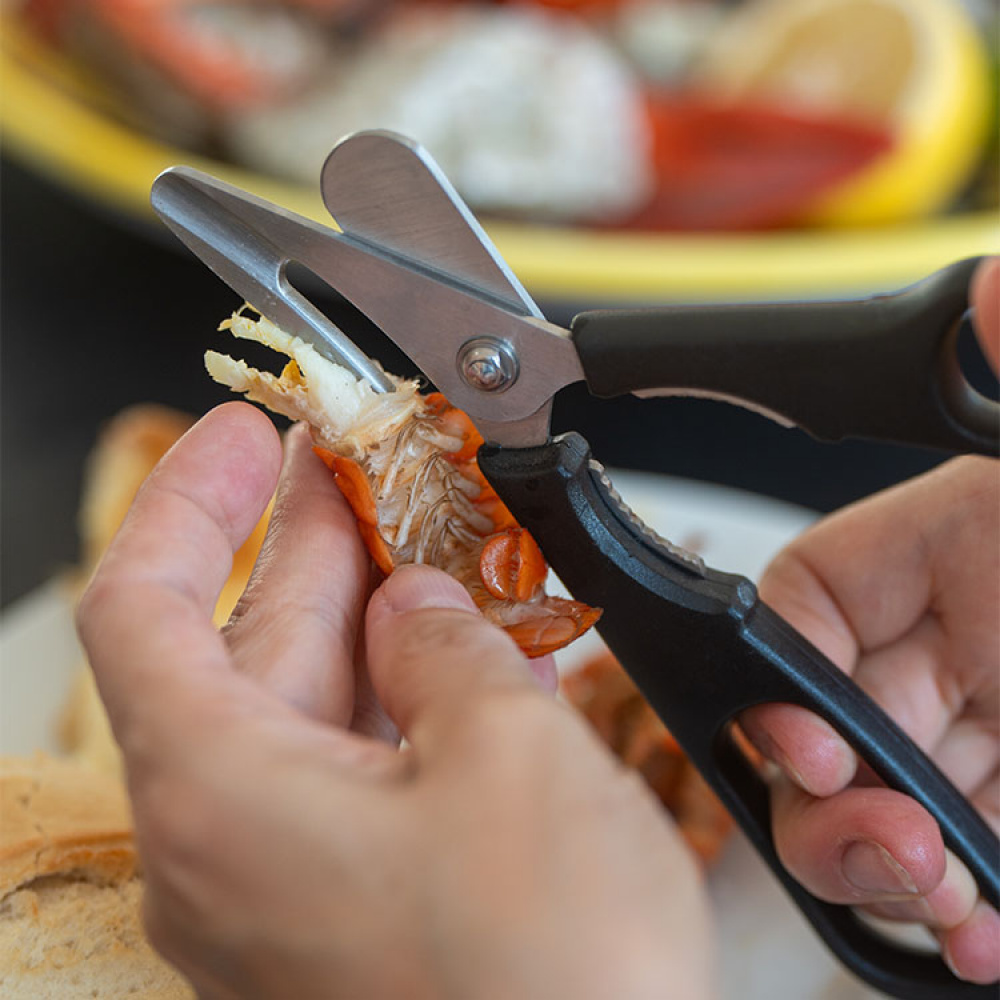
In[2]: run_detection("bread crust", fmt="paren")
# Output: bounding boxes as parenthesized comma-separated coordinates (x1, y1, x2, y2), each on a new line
(0, 878, 193, 999)
(0, 753, 135, 898)
(0, 755, 194, 998)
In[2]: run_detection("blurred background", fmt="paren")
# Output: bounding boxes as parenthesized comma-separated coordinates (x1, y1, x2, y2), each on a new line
(2, 0, 998, 607)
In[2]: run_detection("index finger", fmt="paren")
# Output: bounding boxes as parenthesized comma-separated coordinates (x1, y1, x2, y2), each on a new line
(76, 402, 282, 755)
(743, 455, 998, 796)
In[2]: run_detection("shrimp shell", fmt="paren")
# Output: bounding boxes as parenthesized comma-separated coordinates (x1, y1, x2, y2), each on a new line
(206, 308, 601, 657)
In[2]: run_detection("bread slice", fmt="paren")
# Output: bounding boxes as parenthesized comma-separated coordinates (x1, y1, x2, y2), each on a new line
(1, 878, 192, 999)
(0, 753, 134, 895)
(0, 754, 194, 998)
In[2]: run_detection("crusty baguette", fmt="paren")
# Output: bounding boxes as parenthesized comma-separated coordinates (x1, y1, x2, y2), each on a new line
(0, 753, 134, 896)
(5, 406, 262, 995)
(0, 754, 194, 999)
(1, 877, 192, 999)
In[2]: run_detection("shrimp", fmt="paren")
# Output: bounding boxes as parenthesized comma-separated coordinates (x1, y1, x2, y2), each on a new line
(24, 0, 348, 121)
(205, 308, 601, 657)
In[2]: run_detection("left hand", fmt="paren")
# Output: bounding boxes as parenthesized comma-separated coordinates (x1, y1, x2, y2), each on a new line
(76, 401, 713, 1000)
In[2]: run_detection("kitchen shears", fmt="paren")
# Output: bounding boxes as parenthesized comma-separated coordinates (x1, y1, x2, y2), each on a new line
(151, 130, 999, 1000)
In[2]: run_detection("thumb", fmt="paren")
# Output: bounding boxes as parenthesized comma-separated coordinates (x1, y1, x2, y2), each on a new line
(364, 565, 546, 751)
(970, 256, 999, 375)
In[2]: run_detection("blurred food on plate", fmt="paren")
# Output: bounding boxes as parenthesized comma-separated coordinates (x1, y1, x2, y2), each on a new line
(690, 0, 997, 226)
(0, 752, 195, 998)
(222, 4, 653, 223)
(14, 0, 998, 230)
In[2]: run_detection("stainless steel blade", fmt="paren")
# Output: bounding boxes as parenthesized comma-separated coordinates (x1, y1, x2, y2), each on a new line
(152, 162, 584, 447)
(151, 167, 395, 393)
(321, 130, 542, 320)
(306, 233, 583, 441)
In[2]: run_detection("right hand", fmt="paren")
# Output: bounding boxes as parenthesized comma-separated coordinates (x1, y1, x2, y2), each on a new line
(741, 257, 1000, 983)
(77, 405, 714, 1000)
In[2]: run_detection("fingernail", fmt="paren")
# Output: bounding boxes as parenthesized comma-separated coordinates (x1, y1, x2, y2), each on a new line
(842, 840, 919, 898)
(942, 944, 962, 981)
(382, 564, 478, 614)
(943, 903, 1000, 984)
(753, 730, 810, 792)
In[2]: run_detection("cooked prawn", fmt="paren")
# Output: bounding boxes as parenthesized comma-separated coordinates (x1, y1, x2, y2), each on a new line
(205, 308, 601, 657)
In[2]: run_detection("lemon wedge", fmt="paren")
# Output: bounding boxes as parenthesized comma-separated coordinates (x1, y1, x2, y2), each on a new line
(693, 0, 994, 226)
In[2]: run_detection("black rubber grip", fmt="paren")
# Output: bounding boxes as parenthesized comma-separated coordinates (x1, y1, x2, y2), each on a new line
(570, 257, 997, 455)
(478, 432, 999, 1000)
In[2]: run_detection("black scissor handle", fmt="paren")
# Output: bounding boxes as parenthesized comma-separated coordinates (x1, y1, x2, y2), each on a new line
(479, 433, 999, 1000)
(570, 257, 998, 456)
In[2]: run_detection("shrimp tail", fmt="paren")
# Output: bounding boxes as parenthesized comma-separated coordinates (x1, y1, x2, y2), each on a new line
(492, 597, 603, 659)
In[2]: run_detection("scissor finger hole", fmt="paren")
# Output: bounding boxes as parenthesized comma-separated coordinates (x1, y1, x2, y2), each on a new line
(937, 311, 1000, 443)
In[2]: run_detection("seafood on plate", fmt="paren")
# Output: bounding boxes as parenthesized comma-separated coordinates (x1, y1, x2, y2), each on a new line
(21, 0, 359, 144)
(561, 649, 733, 865)
(223, 2, 654, 223)
(205, 308, 602, 657)
(16, 0, 997, 228)
(22, 0, 653, 221)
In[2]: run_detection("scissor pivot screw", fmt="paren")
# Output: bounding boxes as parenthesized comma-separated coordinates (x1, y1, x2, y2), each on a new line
(458, 338, 518, 393)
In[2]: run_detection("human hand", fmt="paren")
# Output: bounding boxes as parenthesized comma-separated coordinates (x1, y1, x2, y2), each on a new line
(741, 257, 1000, 984)
(77, 402, 713, 1000)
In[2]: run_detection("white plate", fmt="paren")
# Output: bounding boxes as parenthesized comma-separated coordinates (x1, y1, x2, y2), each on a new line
(0, 471, 881, 999)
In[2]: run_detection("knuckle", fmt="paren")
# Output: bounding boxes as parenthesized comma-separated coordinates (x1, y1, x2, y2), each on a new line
(454, 689, 587, 775)
(74, 572, 116, 647)
(394, 608, 504, 659)
(140, 880, 226, 993)
(761, 545, 811, 593)
(463, 684, 556, 738)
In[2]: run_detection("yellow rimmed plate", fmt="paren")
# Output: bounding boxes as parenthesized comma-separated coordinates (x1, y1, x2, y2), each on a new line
(2, 13, 996, 303)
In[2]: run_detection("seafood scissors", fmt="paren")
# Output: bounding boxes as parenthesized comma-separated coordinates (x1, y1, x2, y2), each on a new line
(151, 130, 999, 1000)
